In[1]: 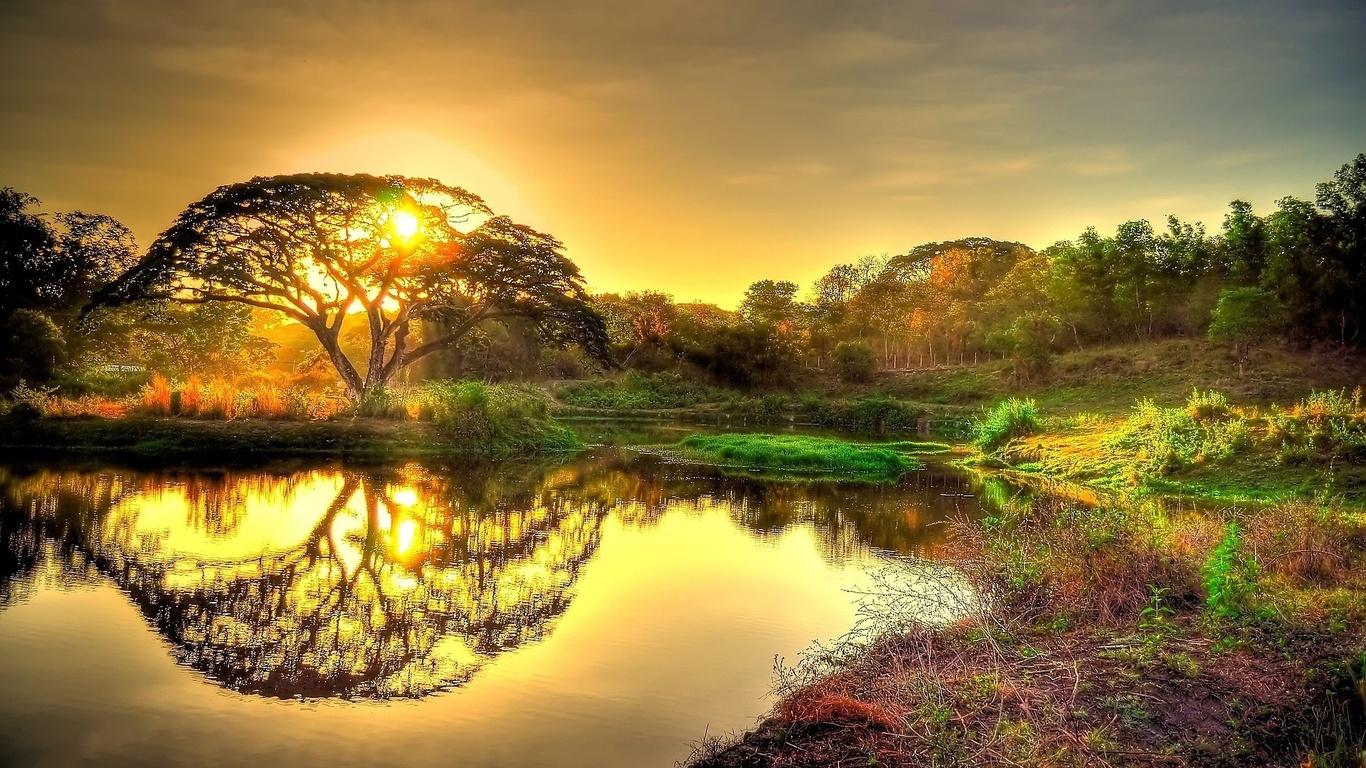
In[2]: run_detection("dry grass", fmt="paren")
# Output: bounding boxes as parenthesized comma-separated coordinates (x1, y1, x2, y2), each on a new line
(142, 373, 172, 415)
(689, 494, 1366, 768)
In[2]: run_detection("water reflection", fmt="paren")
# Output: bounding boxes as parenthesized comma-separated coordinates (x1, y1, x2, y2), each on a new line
(0, 450, 980, 701)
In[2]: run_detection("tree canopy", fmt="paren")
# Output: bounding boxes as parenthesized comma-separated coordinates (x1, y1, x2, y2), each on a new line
(91, 173, 608, 397)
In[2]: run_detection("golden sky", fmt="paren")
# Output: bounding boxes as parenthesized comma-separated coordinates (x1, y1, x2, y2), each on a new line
(1, 0, 1363, 306)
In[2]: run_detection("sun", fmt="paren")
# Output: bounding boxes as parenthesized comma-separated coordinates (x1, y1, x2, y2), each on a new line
(390, 209, 421, 240)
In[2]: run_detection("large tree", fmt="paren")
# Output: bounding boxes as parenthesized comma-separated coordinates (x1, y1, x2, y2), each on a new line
(91, 173, 608, 397)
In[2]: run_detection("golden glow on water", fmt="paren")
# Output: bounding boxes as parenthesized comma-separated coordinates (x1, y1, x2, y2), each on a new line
(0, 453, 989, 767)
(0, 454, 982, 707)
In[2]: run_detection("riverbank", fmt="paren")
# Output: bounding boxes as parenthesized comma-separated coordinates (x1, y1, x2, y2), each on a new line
(689, 390, 1366, 767)
(0, 415, 580, 461)
(551, 340, 1366, 441)
(691, 493, 1366, 767)
(982, 389, 1366, 507)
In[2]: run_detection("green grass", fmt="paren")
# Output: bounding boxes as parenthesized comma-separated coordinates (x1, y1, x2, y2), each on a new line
(973, 398, 1044, 452)
(674, 433, 923, 477)
(993, 388, 1366, 506)
(0, 409, 582, 461)
(871, 339, 1366, 417)
(556, 371, 727, 410)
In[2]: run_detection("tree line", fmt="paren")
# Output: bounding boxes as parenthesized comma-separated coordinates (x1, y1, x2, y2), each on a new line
(593, 153, 1366, 384)
(1, 155, 1363, 396)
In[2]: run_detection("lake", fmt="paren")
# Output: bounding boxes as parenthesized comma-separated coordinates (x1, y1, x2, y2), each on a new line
(0, 444, 990, 768)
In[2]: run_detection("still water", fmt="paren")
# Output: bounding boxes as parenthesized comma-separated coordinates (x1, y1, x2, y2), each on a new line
(0, 447, 986, 768)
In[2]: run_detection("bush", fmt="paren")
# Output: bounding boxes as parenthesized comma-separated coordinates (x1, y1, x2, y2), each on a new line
(731, 394, 787, 425)
(1202, 522, 1259, 619)
(556, 371, 724, 410)
(973, 398, 1043, 453)
(352, 387, 408, 419)
(1110, 397, 1249, 475)
(421, 380, 580, 456)
(831, 341, 877, 384)
(801, 396, 922, 433)
(1185, 388, 1232, 421)
(1266, 389, 1366, 462)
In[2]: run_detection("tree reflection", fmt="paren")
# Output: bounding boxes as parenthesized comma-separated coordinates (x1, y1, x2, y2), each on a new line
(0, 450, 986, 700)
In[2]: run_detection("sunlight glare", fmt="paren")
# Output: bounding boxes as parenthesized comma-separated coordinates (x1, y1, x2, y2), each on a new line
(390, 210, 421, 241)
(396, 519, 418, 554)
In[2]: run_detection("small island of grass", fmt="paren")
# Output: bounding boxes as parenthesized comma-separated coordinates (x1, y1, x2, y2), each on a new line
(674, 433, 937, 477)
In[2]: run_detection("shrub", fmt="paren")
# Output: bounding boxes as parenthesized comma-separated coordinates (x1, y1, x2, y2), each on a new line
(1185, 389, 1232, 421)
(1266, 388, 1366, 461)
(831, 341, 877, 384)
(5, 380, 56, 419)
(421, 380, 580, 456)
(1203, 522, 1258, 619)
(1110, 398, 1249, 475)
(801, 396, 922, 433)
(546, 348, 587, 380)
(973, 398, 1043, 453)
(555, 371, 724, 410)
(352, 387, 408, 419)
(731, 394, 787, 425)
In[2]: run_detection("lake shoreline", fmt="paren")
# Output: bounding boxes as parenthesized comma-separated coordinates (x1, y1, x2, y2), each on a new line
(0, 415, 549, 461)
(689, 399, 1366, 768)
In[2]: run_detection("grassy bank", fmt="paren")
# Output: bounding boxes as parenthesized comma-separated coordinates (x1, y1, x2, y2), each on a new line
(0, 415, 581, 460)
(0, 380, 583, 460)
(982, 389, 1366, 506)
(551, 341, 1365, 439)
(873, 338, 1366, 415)
(690, 388, 1366, 767)
(692, 489, 1366, 767)
(668, 434, 948, 478)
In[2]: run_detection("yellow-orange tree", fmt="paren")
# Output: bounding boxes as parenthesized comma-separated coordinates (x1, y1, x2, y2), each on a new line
(91, 173, 608, 398)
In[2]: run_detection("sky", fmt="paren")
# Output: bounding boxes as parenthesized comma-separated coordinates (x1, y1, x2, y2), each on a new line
(1, 0, 1363, 307)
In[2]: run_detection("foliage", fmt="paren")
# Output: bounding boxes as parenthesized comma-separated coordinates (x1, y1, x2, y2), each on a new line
(1207, 287, 1286, 366)
(1108, 395, 1250, 475)
(420, 380, 580, 456)
(801, 395, 923, 433)
(89, 173, 608, 399)
(675, 433, 918, 477)
(556, 370, 725, 410)
(1, 309, 66, 385)
(973, 398, 1043, 452)
(1202, 522, 1259, 619)
(1267, 388, 1366, 462)
(1185, 388, 1232, 421)
(574, 153, 1366, 391)
(831, 340, 877, 383)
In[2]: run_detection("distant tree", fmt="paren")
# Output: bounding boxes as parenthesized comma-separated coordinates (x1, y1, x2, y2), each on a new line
(986, 311, 1058, 383)
(1208, 287, 1286, 375)
(592, 290, 677, 368)
(1313, 153, 1366, 345)
(831, 340, 877, 383)
(0, 188, 143, 384)
(91, 174, 608, 398)
(127, 303, 277, 379)
(1260, 197, 1346, 344)
(0, 188, 56, 315)
(1, 309, 66, 385)
(739, 280, 802, 326)
(1218, 200, 1267, 285)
